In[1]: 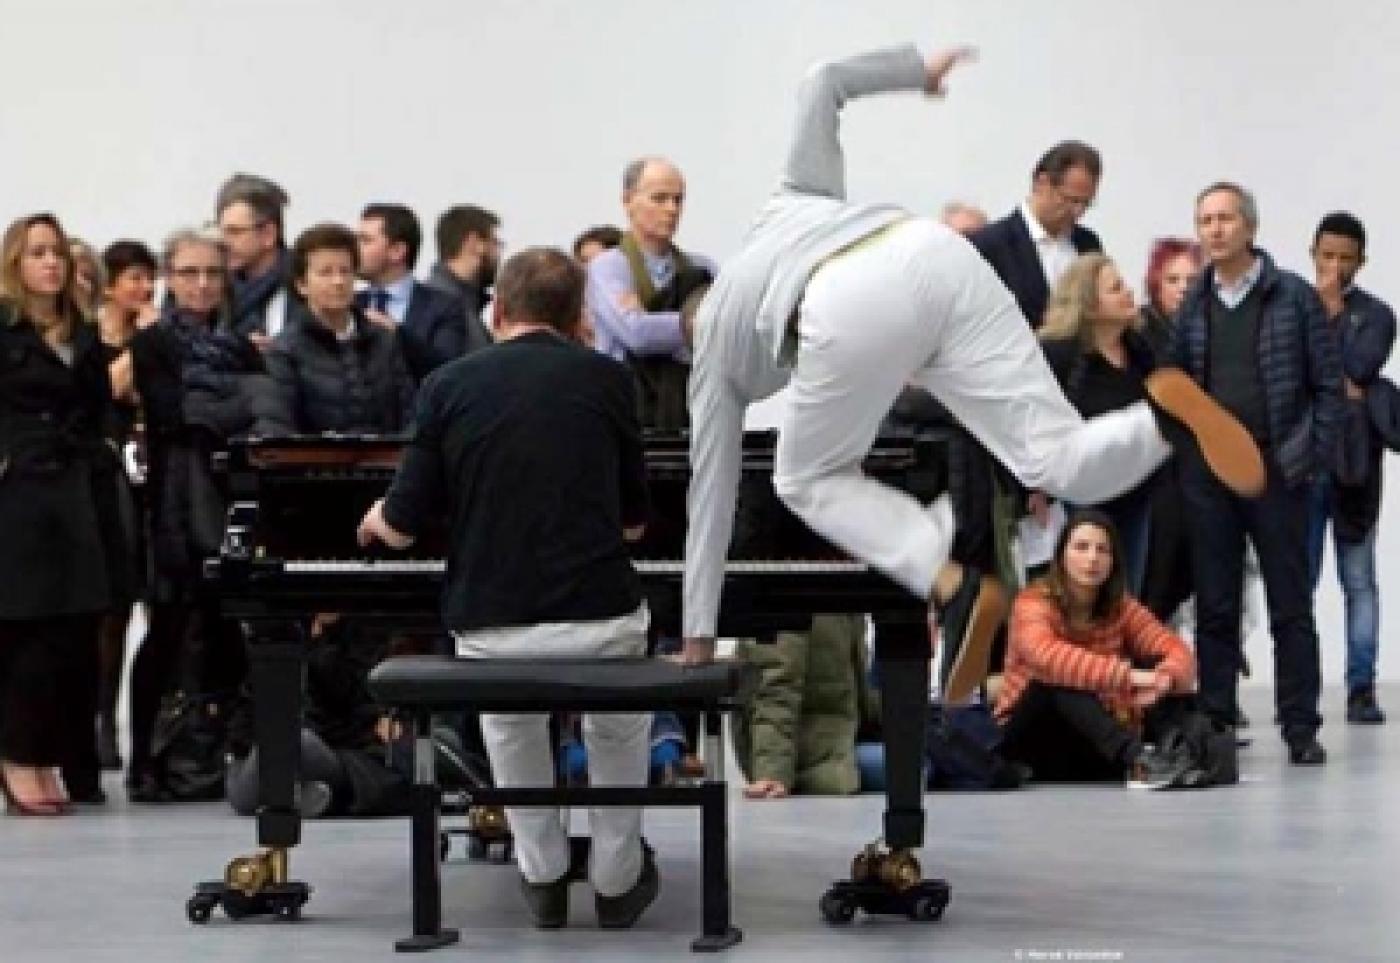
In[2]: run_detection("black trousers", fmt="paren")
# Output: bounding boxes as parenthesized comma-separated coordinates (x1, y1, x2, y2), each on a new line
(129, 599, 246, 778)
(1182, 460, 1322, 742)
(0, 615, 101, 768)
(999, 683, 1196, 782)
(1140, 460, 1194, 623)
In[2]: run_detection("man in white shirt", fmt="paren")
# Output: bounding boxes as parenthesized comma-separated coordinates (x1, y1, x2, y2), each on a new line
(970, 141, 1103, 329)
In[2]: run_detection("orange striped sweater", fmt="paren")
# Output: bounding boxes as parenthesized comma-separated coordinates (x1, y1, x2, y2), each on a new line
(993, 584, 1196, 729)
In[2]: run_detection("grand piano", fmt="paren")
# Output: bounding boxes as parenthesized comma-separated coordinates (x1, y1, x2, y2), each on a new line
(192, 428, 953, 928)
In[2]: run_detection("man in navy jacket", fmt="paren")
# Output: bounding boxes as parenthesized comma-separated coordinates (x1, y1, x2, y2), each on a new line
(356, 203, 468, 383)
(1304, 211, 1395, 725)
(1173, 183, 1343, 764)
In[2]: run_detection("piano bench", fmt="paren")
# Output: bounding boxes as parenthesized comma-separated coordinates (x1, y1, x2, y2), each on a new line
(367, 655, 754, 954)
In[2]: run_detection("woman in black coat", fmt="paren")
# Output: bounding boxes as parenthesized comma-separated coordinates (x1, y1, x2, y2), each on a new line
(256, 223, 414, 436)
(0, 213, 113, 815)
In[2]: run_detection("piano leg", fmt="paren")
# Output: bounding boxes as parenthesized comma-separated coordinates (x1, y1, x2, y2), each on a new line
(817, 619, 950, 927)
(188, 625, 312, 926)
(874, 621, 929, 850)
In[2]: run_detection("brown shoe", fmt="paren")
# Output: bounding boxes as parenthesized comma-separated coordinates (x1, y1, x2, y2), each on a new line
(936, 569, 1008, 705)
(1144, 368, 1266, 497)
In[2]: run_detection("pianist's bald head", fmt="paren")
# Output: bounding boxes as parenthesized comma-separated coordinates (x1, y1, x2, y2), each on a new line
(492, 247, 588, 342)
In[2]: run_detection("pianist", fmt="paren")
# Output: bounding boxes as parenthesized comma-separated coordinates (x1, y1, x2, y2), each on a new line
(680, 43, 1266, 695)
(357, 247, 659, 930)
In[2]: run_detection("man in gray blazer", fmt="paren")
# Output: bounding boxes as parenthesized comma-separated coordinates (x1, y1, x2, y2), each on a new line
(679, 44, 1265, 705)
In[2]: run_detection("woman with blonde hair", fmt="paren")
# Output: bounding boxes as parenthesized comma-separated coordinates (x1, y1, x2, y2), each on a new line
(1032, 253, 1160, 592)
(0, 213, 114, 814)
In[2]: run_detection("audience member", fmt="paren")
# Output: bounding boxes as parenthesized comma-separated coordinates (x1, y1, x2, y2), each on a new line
(1138, 239, 1204, 624)
(426, 204, 501, 356)
(68, 238, 103, 317)
(1140, 238, 1203, 362)
(970, 140, 1104, 329)
(1305, 211, 1395, 725)
(995, 510, 1198, 787)
(92, 240, 159, 771)
(125, 226, 265, 800)
(1173, 182, 1341, 764)
(216, 173, 297, 343)
(732, 615, 873, 799)
(356, 203, 466, 382)
(0, 213, 114, 815)
(1036, 253, 1159, 592)
(259, 223, 414, 435)
(585, 156, 715, 429)
(573, 224, 623, 264)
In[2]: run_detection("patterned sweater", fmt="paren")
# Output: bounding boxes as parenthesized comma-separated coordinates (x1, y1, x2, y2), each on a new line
(994, 584, 1196, 728)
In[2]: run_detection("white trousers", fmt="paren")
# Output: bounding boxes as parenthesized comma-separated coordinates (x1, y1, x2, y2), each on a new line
(453, 604, 651, 896)
(774, 219, 1170, 601)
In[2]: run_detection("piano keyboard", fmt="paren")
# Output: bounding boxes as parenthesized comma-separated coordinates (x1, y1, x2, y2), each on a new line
(281, 559, 870, 575)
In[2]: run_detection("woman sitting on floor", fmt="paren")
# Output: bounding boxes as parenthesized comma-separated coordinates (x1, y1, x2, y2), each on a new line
(993, 509, 1206, 789)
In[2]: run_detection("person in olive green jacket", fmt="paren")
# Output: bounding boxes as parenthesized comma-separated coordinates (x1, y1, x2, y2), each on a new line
(732, 614, 876, 798)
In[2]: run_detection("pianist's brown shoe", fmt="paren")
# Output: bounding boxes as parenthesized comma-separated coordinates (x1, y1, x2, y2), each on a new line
(1144, 368, 1265, 498)
(935, 566, 1007, 706)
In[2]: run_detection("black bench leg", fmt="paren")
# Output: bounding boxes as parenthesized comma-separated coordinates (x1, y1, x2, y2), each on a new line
(396, 711, 459, 953)
(692, 710, 741, 952)
(874, 623, 928, 850)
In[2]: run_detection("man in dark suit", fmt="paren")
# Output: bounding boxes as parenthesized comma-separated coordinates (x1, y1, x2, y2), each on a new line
(356, 203, 468, 382)
(970, 140, 1104, 329)
(426, 204, 502, 357)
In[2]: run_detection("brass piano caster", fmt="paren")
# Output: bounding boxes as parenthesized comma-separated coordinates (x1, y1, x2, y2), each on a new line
(188, 848, 311, 924)
(850, 842, 921, 892)
(225, 847, 288, 896)
(822, 842, 950, 925)
(442, 805, 514, 863)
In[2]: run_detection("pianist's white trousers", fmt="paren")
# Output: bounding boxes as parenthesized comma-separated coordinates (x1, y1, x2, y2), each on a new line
(454, 604, 651, 897)
(774, 218, 1171, 601)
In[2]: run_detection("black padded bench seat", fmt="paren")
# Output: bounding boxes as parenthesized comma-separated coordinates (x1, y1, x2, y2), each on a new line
(367, 654, 753, 955)
(369, 655, 752, 713)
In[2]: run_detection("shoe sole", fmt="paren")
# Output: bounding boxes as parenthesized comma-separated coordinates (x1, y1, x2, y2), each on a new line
(942, 576, 1008, 706)
(1145, 370, 1266, 498)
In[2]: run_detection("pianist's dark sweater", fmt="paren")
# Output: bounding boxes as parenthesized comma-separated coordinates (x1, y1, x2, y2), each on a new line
(382, 330, 649, 630)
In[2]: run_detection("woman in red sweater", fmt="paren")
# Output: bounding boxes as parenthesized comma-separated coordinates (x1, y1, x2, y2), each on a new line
(994, 508, 1199, 788)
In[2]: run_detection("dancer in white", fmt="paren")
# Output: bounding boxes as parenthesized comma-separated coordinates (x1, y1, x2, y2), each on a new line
(680, 43, 1263, 701)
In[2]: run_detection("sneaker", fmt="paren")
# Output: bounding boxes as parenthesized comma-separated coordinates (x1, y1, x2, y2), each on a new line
(1287, 736, 1327, 766)
(935, 567, 1008, 706)
(1144, 368, 1265, 498)
(519, 873, 569, 929)
(1346, 688, 1386, 725)
(1126, 743, 1196, 790)
(595, 846, 659, 930)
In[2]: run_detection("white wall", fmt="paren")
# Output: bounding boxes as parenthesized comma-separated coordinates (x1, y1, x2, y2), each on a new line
(4, 0, 1398, 684)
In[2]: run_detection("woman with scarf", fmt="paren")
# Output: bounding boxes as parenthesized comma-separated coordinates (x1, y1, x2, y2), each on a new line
(124, 226, 267, 801)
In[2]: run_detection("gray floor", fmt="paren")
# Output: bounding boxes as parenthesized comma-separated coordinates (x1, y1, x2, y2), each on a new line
(1, 684, 1395, 963)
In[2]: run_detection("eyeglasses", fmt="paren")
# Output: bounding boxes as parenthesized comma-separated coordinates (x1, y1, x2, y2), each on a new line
(170, 266, 226, 281)
(220, 221, 266, 237)
(1051, 182, 1095, 212)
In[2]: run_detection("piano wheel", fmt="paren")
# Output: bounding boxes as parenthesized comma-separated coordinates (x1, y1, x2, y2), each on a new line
(820, 890, 857, 925)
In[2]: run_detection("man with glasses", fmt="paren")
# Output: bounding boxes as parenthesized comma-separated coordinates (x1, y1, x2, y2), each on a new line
(215, 173, 297, 345)
(970, 141, 1103, 330)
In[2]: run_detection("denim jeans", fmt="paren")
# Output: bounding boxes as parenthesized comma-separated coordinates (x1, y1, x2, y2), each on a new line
(1306, 477, 1380, 692)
